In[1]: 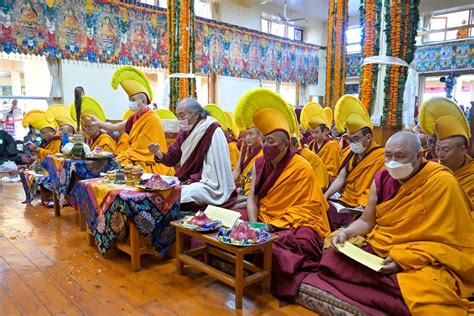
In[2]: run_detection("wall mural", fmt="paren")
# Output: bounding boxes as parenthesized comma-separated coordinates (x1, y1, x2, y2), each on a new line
(0, 0, 320, 84)
(346, 39, 474, 78)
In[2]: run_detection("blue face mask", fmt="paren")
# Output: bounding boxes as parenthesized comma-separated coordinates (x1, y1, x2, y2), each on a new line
(61, 134, 69, 146)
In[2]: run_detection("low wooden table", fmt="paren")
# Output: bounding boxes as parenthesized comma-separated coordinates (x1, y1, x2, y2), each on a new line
(171, 221, 278, 309)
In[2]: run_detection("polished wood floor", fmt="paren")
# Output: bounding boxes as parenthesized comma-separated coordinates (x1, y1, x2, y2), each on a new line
(0, 182, 316, 315)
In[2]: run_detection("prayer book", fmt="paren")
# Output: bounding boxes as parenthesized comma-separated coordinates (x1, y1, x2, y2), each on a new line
(330, 200, 364, 214)
(204, 206, 241, 228)
(336, 242, 385, 272)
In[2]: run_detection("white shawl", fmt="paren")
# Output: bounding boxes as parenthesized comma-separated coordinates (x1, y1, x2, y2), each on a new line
(180, 117, 235, 205)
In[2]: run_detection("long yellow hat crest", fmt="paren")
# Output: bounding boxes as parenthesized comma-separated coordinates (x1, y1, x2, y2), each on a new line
(334, 95, 373, 133)
(23, 110, 46, 128)
(155, 109, 177, 120)
(419, 96, 470, 142)
(112, 66, 153, 102)
(301, 102, 327, 130)
(70, 96, 106, 122)
(204, 104, 228, 130)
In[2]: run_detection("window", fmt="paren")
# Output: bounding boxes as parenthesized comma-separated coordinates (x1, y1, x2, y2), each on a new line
(138, 0, 157, 5)
(195, 2, 212, 19)
(426, 9, 473, 42)
(157, 0, 167, 8)
(346, 27, 362, 53)
(261, 18, 304, 41)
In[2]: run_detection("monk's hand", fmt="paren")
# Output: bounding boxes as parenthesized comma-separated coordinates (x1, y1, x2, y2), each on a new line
(88, 116, 100, 128)
(380, 256, 402, 274)
(148, 143, 163, 160)
(331, 230, 347, 249)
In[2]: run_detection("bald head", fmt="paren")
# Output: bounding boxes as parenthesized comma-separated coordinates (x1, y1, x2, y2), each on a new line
(386, 131, 421, 156)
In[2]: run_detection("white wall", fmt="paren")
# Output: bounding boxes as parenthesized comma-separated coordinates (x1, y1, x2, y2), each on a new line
(304, 21, 327, 47)
(215, 76, 260, 112)
(61, 61, 129, 120)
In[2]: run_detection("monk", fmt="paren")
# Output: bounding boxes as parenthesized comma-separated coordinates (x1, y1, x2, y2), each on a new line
(308, 123, 342, 179)
(233, 126, 262, 196)
(149, 98, 235, 210)
(90, 66, 172, 174)
(239, 88, 329, 301)
(115, 131, 129, 154)
(82, 119, 116, 154)
(27, 125, 61, 161)
(290, 137, 329, 191)
(324, 96, 385, 229)
(425, 135, 437, 159)
(305, 132, 474, 315)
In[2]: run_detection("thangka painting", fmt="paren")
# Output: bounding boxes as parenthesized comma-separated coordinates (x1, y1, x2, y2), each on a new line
(195, 19, 320, 84)
(0, 0, 319, 83)
(346, 39, 474, 78)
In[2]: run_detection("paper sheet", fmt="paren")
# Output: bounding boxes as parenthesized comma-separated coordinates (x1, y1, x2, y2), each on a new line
(330, 200, 364, 214)
(336, 242, 385, 272)
(204, 205, 241, 228)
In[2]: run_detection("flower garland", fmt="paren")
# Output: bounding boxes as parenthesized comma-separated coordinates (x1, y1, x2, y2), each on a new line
(168, 0, 196, 112)
(325, 0, 348, 108)
(358, 0, 382, 114)
(381, 0, 420, 127)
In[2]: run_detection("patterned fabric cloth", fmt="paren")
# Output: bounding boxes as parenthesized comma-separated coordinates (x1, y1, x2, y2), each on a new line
(20, 169, 50, 202)
(42, 155, 118, 207)
(70, 178, 181, 256)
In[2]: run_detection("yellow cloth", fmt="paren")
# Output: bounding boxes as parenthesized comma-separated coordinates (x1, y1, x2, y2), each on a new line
(116, 111, 174, 175)
(453, 155, 474, 209)
(37, 139, 62, 161)
(367, 162, 474, 314)
(116, 132, 129, 154)
(339, 141, 385, 207)
(258, 154, 330, 237)
(310, 139, 342, 178)
(300, 147, 329, 191)
(90, 133, 117, 154)
(228, 142, 239, 170)
(236, 147, 263, 196)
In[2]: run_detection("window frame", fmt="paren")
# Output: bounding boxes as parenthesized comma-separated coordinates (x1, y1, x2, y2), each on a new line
(260, 17, 304, 41)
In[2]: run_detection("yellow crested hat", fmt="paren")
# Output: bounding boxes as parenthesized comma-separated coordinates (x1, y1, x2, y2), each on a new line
(335, 95, 373, 133)
(22, 110, 46, 128)
(46, 104, 76, 129)
(301, 102, 327, 130)
(324, 107, 333, 127)
(30, 111, 57, 131)
(204, 104, 228, 130)
(122, 109, 133, 121)
(112, 66, 153, 102)
(419, 96, 470, 142)
(236, 88, 295, 137)
(224, 111, 240, 138)
(155, 108, 177, 120)
(70, 96, 106, 122)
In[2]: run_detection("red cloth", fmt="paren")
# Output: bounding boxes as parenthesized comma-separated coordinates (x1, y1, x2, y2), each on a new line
(158, 121, 219, 182)
(40, 136, 61, 148)
(374, 169, 401, 204)
(271, 228, 324, 302)
(304, 246, 409, 316)
(301, 131, 313, 146)
(309, 137, 329, 154)
(254, 149, 295, 199)
(326, 203, 354, 231)
(237, 138, 243, 151)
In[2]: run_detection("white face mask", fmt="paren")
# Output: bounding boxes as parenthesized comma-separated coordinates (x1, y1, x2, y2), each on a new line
(178, 119, 192, 132)
(128, 101, 140, 113)
(350, 141, 366, 154)
(385, 157, 417, 180)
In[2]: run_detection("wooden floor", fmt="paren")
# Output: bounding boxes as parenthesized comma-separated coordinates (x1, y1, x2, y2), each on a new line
(0, 182, 316, 315)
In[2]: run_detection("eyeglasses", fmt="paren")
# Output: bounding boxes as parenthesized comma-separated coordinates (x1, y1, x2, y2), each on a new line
(347, 134, 367, 143)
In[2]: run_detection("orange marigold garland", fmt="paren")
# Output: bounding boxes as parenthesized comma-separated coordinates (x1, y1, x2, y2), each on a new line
(382, 0, 420, 128)
(168, 0, 196, 112)
(325, 0, 348, 108)
(359, 0, 382, 114)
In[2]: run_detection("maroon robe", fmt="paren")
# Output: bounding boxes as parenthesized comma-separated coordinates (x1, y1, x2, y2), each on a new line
(238, 143, 263, 171)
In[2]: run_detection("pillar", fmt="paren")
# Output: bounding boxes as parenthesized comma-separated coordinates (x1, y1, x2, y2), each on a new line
(325, 0, 349, 108)
(167, 0, 196, 112)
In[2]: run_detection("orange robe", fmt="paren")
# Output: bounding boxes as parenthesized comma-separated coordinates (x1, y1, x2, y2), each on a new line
(116, 111, 174, 175)
(37, 138, 61, 161)
(90, 133, 117, 154)
(453, 155, 474, 210)
(236, 147, 263, 196)
(228, 142, 239, 170)
(339, 141, 385, 207)
(310, 139, 342, 178)
(258, 154, 330, 237)
(116, 132, 129, 154)
(367, 162, 474, 314)
(300, 147, 329, 191)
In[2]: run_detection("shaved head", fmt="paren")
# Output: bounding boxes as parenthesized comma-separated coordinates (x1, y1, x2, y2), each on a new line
(386, 131, 421, 156)
(436, 136, 468, 171)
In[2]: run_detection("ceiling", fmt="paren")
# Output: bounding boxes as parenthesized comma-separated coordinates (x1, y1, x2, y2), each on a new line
(229, 0, 474, 22)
